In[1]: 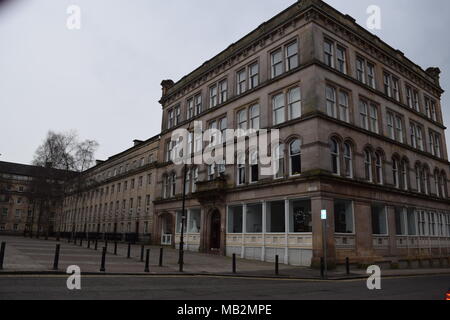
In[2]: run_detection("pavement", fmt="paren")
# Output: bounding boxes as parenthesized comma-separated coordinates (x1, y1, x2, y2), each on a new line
(0, 235, 449, 280)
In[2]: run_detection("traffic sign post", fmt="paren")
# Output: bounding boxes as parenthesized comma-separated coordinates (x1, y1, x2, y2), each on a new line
(321, 210, 328, 279)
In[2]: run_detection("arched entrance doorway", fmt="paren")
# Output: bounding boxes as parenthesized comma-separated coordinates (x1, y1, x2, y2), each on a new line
(209, 209, 221, 253)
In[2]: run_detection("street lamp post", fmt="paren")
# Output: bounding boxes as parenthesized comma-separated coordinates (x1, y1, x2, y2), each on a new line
(178, 162, 188, 272)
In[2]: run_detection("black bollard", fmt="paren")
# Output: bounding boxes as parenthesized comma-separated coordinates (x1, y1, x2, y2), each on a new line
(140, 245, 145, 262)
(53, 244, 60, 270)
(100, 247, 106, 272)
(320, 257, 325, 279)
(87, 239, 91, 249)
(232, 254, 236, 274)
(80, 238, 83, 247)
(346, 257, 350, 275)
(114, 242, 118, 255)
(0, 242, 6, 270)
(144, 249, 150, 273)
(159, 247, 164, 267)
(95, 239, 98, 251)
(127, 243, 131, 259)
(275, 255, 279, 275)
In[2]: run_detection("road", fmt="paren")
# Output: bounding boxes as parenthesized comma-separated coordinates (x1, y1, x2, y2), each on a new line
(0, 274, 448, 300)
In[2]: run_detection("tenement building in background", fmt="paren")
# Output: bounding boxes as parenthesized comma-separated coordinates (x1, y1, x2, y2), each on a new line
(60, 136, 159, 242)
(0, 161, 74, 236)
(154, 0, 449, 267)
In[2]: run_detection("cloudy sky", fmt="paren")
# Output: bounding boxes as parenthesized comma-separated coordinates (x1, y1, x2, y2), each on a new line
(0, 0, 449, 165)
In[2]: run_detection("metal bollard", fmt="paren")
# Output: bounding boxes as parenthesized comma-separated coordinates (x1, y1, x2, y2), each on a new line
(127, 243, 131, 259)
(87, 239, 91, 249)
(275, 255, 279, 275)
(144, 249, 150, 273)
(232, 254, 236, 274)
(345, 257, 350, 275)
(0, 242, 6, 270)
(140, 245, 145, 262)
(159, 247, 164, 267)
(114, 242, 118, 255)
(320, 257, 325, 279)
(53, 244, 60, 270)
(100, 247, 106, 272)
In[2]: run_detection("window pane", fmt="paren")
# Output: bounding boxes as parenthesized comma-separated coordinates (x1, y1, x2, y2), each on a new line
(289, 199, 312, 233)
(334, 200, 354, 233)
(266, 201, 285, 233)
(246, 204, 263, 233)
(227, 205, 243, 233)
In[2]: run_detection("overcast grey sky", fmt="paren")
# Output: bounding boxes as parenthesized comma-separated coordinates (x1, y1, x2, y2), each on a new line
(0, 0, 449, 165)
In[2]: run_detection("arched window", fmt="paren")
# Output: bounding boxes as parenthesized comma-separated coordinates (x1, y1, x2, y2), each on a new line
(343, 142, 353, 178)
(434, 170, 441, 198)
(249, 104, 260, 129)
(364, 149, 373, 182)
(392, 158, 399, 188)
(401, 160, 409, 191)
(162, 175, 169, 199)
(415, 165, 422, 193)
(289, 139, 302, 176)
(423, 167, 430, 195)
(330, 138, 340, 175)
(440, 173, 447, 198)
(375, 152, 383, 185)
(274, 143, 285, 179)
(272, 93, 285, 125)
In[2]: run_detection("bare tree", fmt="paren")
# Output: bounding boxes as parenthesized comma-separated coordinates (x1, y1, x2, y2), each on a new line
(32, 130, 99, 172)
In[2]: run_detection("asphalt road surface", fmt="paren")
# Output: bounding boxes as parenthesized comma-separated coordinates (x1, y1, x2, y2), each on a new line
(0, 274, 448, 300)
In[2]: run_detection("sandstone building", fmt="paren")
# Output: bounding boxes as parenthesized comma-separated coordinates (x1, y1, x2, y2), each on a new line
(2, 0, 449, 268)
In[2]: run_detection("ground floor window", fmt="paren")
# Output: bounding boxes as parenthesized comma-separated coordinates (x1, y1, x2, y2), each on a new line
(266, 200, 285, 233)
(227, 206, 243, 233)
(188, 209, 201, 233)
(418, 210, 427, 236)
(371, 205, 388, 235)
(289, 199, 312, 233)
(176, 211, 187, 233)
(334, 200, 354, 234)
(395, 207, 407, 235)
(246, 203, 262, 233)
(407, 208, 417, 235)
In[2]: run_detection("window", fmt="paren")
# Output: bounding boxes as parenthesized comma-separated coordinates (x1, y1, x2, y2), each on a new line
(369, 103, 379, 133)
(289, 199, 312, 233)
(392, 158, 399, 188)
(367, 63, 376, 89)
(406, 86, 413, 108)
(209, 85, 218, 108)
(249, 104, 260, 129)
(359, 100, 369, 130)
(395, 115, 404, 143)
(375, 152, 383, 185)
(246, 204, 263, 233)
(356, 57, 366, 83)
(207, 164, 215, 181)
(429, 131, 441, 158)
(274, 144, 285, 179)
(338, 91, 349, 123)
(289, 139, 301, 176)
(330, 138, 340, 175)
(392, 77, 400, 101)
(167, 108, 174, 129)
(219, 80, 228, 104)
(334, 200, 354, 234)
(343, 143, 353, 178)
(372, 205, 388, 235)
(192, 167, 198, 193)
(323, 39, 334, 68)
(187, 98, 194, 119)
(364, 150, 373, 182)
(170, 173, 176, 197)
(237, 69, 246, 95)
(439, 174, 447, 198)
(272, 93, 285, 125)
(237, 109, 247, 130)
(325, 86, 336, 118)
(387, 112, 395, 140)
(336, 46, 347, 74)
(194, 94, 202, 115)
(395, 207, 407, 236)
(383, 73, 392, 98)
(266, 201, 285, 233)
(415, 165, 423, 193)
(423, 167, 430, 195)
(410, 122, 424, 151)
(250, 150, 259, 183)
(271, 49, 283, 78)
(434, 171, 441, 198)
(248, 63, 259, 89)
(237, 153, 246, 185)
(288, 87, 301, 120)
(285, 41, 298, 71)
(228, 206, 243, 233)
(413, 90, 420, 112)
